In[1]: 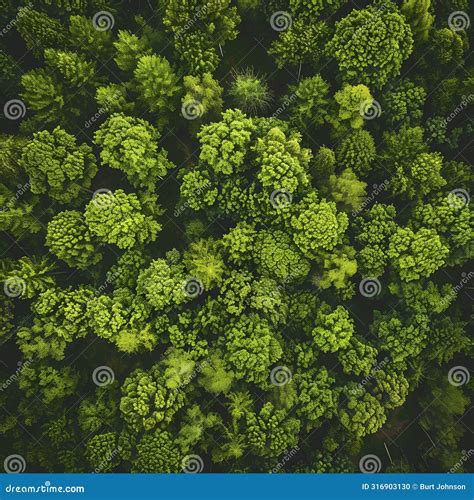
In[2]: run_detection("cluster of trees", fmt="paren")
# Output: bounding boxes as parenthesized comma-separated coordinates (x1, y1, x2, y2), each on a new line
(0, 0, 472, 473)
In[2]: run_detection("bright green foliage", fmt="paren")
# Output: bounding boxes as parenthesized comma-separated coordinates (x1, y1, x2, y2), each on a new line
(20, 68, 64, 126)
(134, 54, 181, 120)
(294, 369, 337, 430)
(137, 258, 188, 310)
(312, 304, 354, 353)
(383, 80, 426, 125)
(44, 49, 96, 87)
(391, 152, 446, 199)
(164, 0, 240, 47)
(291, 193, 348, 258)
(333, 84, 374, 129)
(19, 127, 97, 204)
(17, 286, 93, 360)
(87, 288, 154, 353)
(289, 0, 346, 18)
(198, 109, 256, 175)
(1, 0, 471, 475)
(425, 317, 471, 365)
(15, 9, 66, 55)
(254, 230, 311, 282)
(247, 402, 300, 457)
(19, 365, 79, 405)
(95, 84, 134, 114)
(388, 280, 454, 315)
(380, 125, 428, 169)
(431, 28, 466, 65)
(84, 189, 161, 249)
(229, 70, 272, 115)
(120, 363, 186, 432)
(179, 169, 218, 210)
(94, 113, 173, 190)
(199, 350, 235, 394)
(372, 312, 429, 363)
(325, 168, 367, 211)
(223, 314, 282, 387)
(337, 338, 378, 377)
(312, 146, 336, 180)
(46, 211, 101, 269)
(387, 227, 449, 282)
(355, 203, 397, 277)
(86, 433, 119, 472)
(317, 245, 358, 293)
(373, 366, 409, 409)
(173, 31, 220, 75)
(336, 130, 376, 176)
(289, 75, 330, 129)
(327, 3, 414, 88)
(254, 127, 311, 194)
(339, 391, 386, 438)
(401, 0, 433, 42)
(132, 431, 182, 473)
(269, 19, 329, 68)
(183, 238, 225, 289)
(1, 256, 55, 300)
(114, 31, 151, 72)
(68, 16, 114, 59)
(183, 73, 224, 119)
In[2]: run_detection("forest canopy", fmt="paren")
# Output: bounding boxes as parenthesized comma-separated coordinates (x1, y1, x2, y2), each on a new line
(0, 0, 472, 475)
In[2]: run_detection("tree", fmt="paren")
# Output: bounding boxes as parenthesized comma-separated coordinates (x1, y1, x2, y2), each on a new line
(17, 286, 94, 360)
(288, 75, 330, 129)
(254, 230, 311, 283)
(19, 127, 97, 204)
(136, 258, 189, 311)
(198, 109, 256, 175)
(247, 402, 300, 457)
(133, 54, 181, 123)
(46, 210, 101, 269)
(182, 73, 223, 120)
(94, 113, 173, 190)
(383, 80, 426, 125)
(339, 390, 386, 438)
(132, 430, 182, 473)
(400, 0, 434, 42)
(44, 49, 96, 88)
(113, 30, 151, 72)
(86, 433, 120, 472)
(333, 84, 374, 130)
(84, 189, 161, 250)
(371, 311, 429, 363)
(269, 19, 329, 68)
(312, 304, 354, 353)
(387, 227, 449, 282)
(229, 69, 272, 115)
(336, 130, 376, 177)
(222, 314, 282, 387)
(120, 364, 186, 432)
(327, 2, 413, 88)
(291, 192, 348, 258)
(324, 168, 367, 211)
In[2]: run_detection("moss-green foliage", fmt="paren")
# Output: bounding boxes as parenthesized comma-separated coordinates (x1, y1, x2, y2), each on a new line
(327, 2, 413, 88)
(1, 0, 471, 475)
